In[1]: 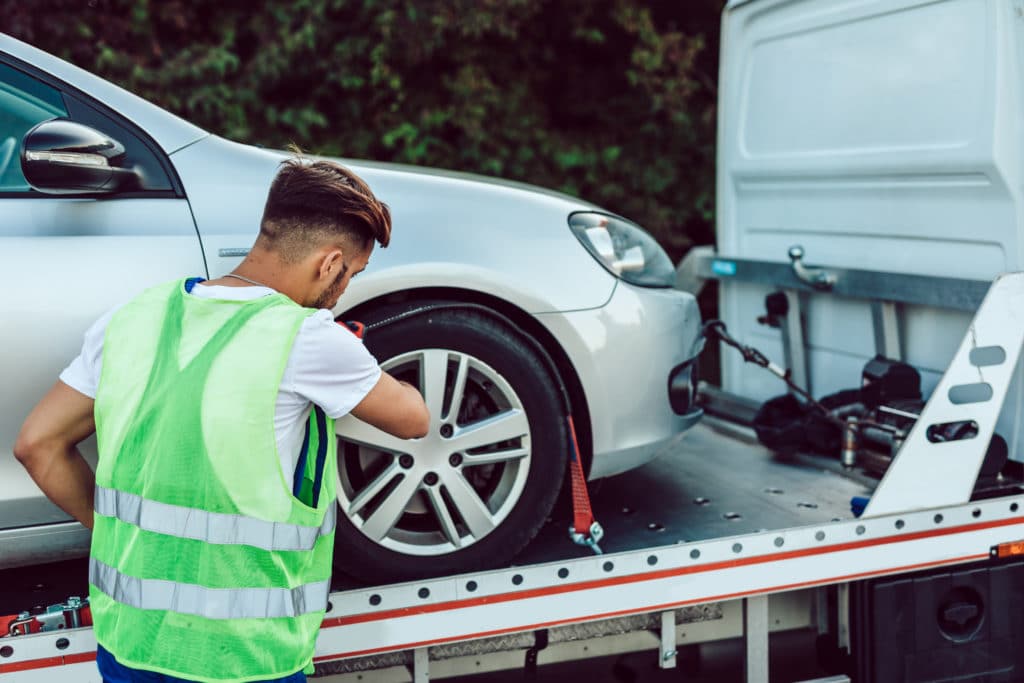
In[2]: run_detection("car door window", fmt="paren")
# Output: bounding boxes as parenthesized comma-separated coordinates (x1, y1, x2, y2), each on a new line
(0, 62, 67, 192)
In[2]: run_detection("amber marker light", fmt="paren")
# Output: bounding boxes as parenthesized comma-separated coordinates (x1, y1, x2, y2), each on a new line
(991, 541, 1024, 559)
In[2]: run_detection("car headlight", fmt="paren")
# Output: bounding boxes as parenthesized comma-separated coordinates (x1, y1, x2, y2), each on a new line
(568, 211, 676, 287)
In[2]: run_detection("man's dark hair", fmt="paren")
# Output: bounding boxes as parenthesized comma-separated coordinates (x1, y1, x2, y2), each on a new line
(258, 158, 391, 261)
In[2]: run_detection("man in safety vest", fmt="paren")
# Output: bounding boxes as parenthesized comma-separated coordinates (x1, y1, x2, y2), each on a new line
(14, 158, 431, 682)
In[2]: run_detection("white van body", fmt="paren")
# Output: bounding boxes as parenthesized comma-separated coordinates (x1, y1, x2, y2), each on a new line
(716, 0, 1024, 457)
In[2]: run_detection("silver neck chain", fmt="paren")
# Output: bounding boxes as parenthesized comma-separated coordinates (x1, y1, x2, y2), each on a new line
(222, 273, 270, 288)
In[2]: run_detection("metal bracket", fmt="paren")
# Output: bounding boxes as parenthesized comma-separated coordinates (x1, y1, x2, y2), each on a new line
(836, 584, 850, 653)
(524, 629, 549, 678)
(814, 588, 829, 637)
(865, 272, 1024, 516)
(412, 646, 429, 683)
(744, 595, 769, 683)
(659, 610, 677, 669)
(780, 289, 810, 392)
(871, 300, 903, 360)
(35, 606, 68, 633)
(691, 250, 989, 311)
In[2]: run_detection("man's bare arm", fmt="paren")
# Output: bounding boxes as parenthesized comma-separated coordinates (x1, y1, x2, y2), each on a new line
(350, 371, 430, 439)
(13, 381, 97, 529)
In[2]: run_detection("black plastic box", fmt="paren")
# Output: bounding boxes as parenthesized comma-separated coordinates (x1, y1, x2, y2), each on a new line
(851, 558, 1024, 682)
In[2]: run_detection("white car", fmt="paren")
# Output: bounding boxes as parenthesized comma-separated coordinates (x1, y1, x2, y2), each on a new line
(0, 33, 703, 582)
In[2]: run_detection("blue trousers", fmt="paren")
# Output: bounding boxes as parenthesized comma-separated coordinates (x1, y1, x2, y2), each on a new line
(97, 644, 306, 683)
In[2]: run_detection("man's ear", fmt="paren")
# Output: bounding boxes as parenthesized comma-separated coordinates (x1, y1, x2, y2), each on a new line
(317, 248, 345, 281)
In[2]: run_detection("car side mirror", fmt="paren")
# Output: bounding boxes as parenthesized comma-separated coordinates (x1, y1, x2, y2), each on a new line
(20, 118, 142, 194)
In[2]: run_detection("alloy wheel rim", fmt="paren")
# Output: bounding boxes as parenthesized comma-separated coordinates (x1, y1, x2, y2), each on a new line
(335, 348, 532, 555)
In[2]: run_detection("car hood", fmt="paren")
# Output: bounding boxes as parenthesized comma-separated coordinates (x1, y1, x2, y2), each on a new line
(171, 136, 618, 313)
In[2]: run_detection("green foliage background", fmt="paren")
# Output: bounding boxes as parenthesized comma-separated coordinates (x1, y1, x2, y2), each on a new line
(4, 0, 723, 261)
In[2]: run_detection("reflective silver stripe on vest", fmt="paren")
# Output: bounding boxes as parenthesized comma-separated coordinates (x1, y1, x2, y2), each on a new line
(90, 557, 329, 619)
(94, 485, 336, 552)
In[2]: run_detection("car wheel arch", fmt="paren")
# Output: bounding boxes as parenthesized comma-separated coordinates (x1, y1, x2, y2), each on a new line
(340, 286, 593, 477)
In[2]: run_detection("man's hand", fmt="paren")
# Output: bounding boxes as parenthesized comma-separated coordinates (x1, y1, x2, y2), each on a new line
(13, 381, 97, 529)
(351, 372, 430, 439)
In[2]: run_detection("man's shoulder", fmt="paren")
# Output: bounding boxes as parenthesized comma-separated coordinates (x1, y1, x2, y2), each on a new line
(293, 310, 376, 364)
(105, 280, 181, 326)
(296, 309, 353, 346)
(136, 279, 186, 301)
(108, 279, 182, 319)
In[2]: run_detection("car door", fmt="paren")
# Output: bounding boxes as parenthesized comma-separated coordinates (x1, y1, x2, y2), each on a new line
(0, 57, 207, 544)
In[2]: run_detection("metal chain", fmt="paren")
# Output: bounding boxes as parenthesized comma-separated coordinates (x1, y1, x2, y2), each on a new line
(222, 273, 271, 288)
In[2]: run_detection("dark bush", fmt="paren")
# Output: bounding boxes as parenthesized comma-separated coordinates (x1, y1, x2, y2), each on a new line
(3, 0, 722, 260)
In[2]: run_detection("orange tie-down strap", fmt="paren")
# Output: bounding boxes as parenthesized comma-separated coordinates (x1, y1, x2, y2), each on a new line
(567, 416, 604, 554)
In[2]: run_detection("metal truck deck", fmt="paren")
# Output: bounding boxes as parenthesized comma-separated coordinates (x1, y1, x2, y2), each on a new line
(0, 415, 873, 616)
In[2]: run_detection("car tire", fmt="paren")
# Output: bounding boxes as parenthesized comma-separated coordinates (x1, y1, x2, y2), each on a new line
(332, 305, 568, 583)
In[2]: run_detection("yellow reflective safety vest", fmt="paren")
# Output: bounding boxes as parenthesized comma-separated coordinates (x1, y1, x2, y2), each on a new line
(91, 279, 337, 683)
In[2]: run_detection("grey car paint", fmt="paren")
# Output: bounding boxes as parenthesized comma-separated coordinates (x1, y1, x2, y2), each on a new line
(0, 32, 702, 569)
(171, 135, 618, 313)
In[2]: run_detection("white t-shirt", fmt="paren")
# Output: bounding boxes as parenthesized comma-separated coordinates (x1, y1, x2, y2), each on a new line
(60, 282, 382, 483)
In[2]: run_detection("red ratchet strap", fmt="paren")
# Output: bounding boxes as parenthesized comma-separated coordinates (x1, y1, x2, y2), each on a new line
(567, 416, 604, 554)
(1, 599, 92, 638)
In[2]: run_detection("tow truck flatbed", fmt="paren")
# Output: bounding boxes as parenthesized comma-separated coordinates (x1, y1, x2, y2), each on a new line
(4, 415, 1022, 681)
(0, 413, 875, 614)
(7, 272, 1024, 682)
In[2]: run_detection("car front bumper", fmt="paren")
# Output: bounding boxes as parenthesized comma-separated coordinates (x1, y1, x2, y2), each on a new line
(536, 282, 704, 480)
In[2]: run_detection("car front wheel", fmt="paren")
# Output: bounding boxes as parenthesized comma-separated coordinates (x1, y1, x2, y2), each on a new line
(332, 307, 568, 583)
